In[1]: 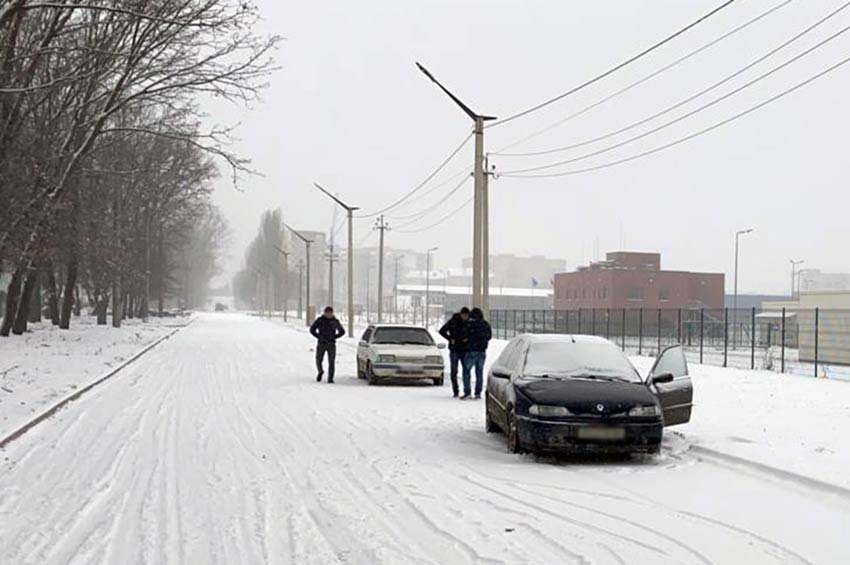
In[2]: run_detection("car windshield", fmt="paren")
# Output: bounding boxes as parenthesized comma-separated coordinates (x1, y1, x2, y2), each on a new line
(372, 327, 434, 345)
(524, 340, 641, 383)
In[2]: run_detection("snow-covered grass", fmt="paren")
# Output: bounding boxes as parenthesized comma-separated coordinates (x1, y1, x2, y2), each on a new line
(0, 315, 187, 440)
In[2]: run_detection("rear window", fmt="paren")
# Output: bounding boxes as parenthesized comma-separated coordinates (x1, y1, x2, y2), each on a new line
(372, 327, 434, 345)
(524, 340, 641, 382)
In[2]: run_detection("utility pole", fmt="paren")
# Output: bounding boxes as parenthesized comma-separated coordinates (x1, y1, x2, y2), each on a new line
(284, 222, 314, 325)
(426, 247, 438, 329)
(394, 255, 400, 323)
(297, 259, 304, 319)
(416, 62, 495, 310)
(273, 245, 290, 322)
(733, 228, 753, 348)
(374, 216, 390, 322)
(482, 155, 495, 318)
(313, 182, 358, 338)
(326, 243, 340, 309)
(790, 259, 804, 300)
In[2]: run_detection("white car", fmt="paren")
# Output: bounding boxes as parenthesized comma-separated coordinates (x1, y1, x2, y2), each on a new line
(356, 324, 446, 386)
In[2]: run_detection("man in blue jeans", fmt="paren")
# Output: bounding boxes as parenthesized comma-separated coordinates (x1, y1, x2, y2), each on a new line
(461, 307, 491, 400)
(438, 307, 470, 397)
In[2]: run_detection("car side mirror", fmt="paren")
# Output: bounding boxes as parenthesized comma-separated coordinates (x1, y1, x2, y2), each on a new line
(491, 367, 511, 379)
(437, 343, 447, 350)
(650, 373, 674, 385)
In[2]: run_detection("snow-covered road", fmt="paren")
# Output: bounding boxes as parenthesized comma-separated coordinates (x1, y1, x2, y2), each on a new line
(2, 313, 849, 564)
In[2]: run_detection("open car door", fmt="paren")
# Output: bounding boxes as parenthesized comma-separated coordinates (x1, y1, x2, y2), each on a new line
(648, 345, 693, 426)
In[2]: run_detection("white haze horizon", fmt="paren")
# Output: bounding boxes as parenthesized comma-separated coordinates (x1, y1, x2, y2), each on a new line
(208, 0, 850, 296)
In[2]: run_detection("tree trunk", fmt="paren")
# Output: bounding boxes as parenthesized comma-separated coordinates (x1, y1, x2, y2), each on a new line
(12, 270, 37, 334)
(157, 223, 164, 316)
(111, 275, 122, 328)
(94, 290, 108, 325)
(59, 257, 77, 329)
(0, 268, 23, 336)
(47, 264, 60, 325)
(28, 270, 41, 323)
(73, 285, 81, 316)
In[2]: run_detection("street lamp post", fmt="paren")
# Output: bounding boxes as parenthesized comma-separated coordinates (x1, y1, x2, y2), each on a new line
(790, 259, 804, 300)
(416, 62, 495, 311)
(313, 182, 359, 338)
(733, 228, 753, 348)
(283, 222, 314, 325)
(426, 247, 438, 328)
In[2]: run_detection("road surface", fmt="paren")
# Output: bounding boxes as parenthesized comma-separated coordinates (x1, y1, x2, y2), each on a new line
(1, 313, 849, 564)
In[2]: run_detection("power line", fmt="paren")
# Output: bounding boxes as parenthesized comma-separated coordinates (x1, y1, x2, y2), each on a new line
(500, 18, 850, 175)
(493, 0, 795, 155)
(395, 197, 474, 234)
(501, 50, 850, 179)
(356, 131, 473, 218)
(392, 175, 471, 229)
(487, 0, 739, 130)
(386, 168, 470, 220)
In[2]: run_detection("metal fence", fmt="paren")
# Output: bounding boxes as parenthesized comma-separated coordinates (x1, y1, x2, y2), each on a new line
(490, 308, 850, 381)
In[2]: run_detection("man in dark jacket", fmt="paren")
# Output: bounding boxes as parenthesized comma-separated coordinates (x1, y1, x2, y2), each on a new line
(438, 307, 470, 397)
(310, 306, 345, 383)
(461, 307, 491, 400)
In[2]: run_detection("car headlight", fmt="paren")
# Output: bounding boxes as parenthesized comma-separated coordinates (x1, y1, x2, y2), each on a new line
(628, 405, 661, 417)
(377, 354, 396, 363)
(529, 404, 572, 417)
(425, 355, 443, 364)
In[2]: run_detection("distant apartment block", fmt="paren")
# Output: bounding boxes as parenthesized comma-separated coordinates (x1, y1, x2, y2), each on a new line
(553, 251, 724, 310)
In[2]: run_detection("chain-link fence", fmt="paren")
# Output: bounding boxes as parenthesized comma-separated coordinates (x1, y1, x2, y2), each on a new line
(490, 308, 850, 381)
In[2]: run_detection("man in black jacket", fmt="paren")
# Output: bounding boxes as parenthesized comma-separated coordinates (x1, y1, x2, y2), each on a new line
(462, 307, 491, 400)
(438, 307, 470, 397)
(310, 306, 345, 383)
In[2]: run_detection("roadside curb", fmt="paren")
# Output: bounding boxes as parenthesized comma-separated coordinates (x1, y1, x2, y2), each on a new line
(0, 317, 195, 450)
(687, 443, 850, 501)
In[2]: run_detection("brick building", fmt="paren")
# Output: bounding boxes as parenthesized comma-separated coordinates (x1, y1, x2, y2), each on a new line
(553, 252, 724, 310)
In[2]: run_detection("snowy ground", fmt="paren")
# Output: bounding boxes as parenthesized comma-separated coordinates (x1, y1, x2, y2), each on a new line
(0, 316, 187, 441)
(1, 312, 849, 564)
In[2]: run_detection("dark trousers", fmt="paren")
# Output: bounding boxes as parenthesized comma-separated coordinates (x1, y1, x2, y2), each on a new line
(449, 350, 463, 395)
(462, 351, 486, 396)
(316, 343, 336, 381)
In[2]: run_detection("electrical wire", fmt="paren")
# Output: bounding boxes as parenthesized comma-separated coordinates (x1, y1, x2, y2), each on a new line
(493, 0, 795, 155)
(391, 175, 471, 229)
(500, 50, 850, 179)
(355, 131, 473, 218)
(499, 18, 850, 175)
(395, 197, 474, 234)
(386, 168, 470, 220)
(487, 0, 738, 130)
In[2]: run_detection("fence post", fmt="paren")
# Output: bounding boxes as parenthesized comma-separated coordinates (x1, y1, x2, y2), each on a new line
(699, 309, 704, 364)
(592, 308, 596, 336)
(606, 308, 611, 340)
(657, 308, 662, 354)
(576, 308, 582, 334)
(532, 310, 537, 333)
(677, 308, 682, 344)
(523, 310, 527, 335)
(750, 307, 756, 370)
(723, 307, 729, 368)
(621, 309, 626, 351)
(638, 308, 643, 355)
(814, 307, 820, 378)
(781, 307, 786, 374)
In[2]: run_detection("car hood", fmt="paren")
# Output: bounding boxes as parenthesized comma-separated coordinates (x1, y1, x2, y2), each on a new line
(516, 377, 657, 416)
(371, 344, 441, 357)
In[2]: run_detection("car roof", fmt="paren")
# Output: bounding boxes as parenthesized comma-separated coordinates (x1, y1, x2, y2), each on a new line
(369, 324, 430, 330)
(520, 333, 613, 345)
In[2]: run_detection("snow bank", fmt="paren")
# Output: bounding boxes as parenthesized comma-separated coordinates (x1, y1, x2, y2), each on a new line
(0, 316, 186, 440)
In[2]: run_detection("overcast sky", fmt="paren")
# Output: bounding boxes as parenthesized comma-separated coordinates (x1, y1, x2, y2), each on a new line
(209, 0, 850, 295)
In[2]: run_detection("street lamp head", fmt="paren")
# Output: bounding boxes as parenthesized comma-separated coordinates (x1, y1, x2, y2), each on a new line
(737, 228, 754, 236)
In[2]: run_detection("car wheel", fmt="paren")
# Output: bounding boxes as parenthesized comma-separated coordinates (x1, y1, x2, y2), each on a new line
(367, 363, 379, 386)
(485, 403, 499, 434)
(356, 359, 365, 379)
(432, 377, 444, 386)
(507, 408, 523, 454)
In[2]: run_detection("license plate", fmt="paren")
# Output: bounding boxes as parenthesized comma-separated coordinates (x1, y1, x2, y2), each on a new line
(398, 367, 424, 375)
(577, 427, 626, 441)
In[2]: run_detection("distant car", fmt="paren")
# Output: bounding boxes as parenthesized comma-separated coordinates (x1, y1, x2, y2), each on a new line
(357, 324, 446, 386)
(214, 302, 228, 312)
(485, 334, 693, 455)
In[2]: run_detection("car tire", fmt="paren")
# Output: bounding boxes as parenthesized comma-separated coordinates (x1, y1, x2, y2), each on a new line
(432, 377, 444, 386)
(367, 363, 379, 386)
(356, 359, 365, 379)
(485, 403, 499, 434)
(507, 408, 523, 454)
